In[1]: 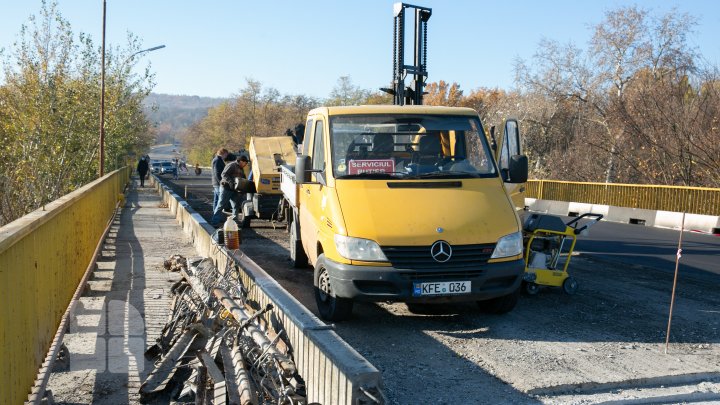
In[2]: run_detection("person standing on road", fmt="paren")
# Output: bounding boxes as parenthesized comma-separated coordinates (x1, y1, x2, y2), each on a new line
(210, 155, 249, 227)
(172, 158, 180, 180)
(144, 155, 151, 181)
(211, 148, 229, 211)
(136, 156, 149, 187)
(294, 123, 305, 145)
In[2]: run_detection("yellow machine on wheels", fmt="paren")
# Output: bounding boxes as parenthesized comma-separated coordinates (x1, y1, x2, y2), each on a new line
(522, 213, 603, 295)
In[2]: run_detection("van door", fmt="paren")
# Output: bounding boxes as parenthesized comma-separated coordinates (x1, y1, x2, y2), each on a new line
(499, 118, 526, 212)
(299, 118, 327, 264)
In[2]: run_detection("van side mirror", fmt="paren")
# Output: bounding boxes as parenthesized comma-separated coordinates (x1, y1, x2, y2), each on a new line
(506, 155, 528, 184)
(295, 155, 312, 184)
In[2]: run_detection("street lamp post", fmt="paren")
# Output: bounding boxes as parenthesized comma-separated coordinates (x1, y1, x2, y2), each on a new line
(100, 0, 106, 177)
(125, 45, 166, 64)
(99, 0, 165, 177)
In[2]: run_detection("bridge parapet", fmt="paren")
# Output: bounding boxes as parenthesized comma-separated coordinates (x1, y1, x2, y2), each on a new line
(526, 180, 720, 233)
(526, 180, 720, 216)
(0, 167, 130, 405)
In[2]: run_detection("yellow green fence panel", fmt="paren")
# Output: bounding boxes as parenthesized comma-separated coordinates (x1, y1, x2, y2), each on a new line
(0, 167, 130, 405)
(526, 180, 720, 216)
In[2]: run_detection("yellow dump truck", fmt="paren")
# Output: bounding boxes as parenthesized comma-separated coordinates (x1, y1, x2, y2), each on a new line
(281, 105, 529, 321)
(239, 136, 296, 227)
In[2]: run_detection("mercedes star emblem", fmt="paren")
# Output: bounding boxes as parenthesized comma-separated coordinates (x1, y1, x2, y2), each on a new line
(430, 240, 452, 263)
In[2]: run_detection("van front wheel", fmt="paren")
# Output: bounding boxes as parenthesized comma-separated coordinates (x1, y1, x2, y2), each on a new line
(314, 254, 353, 322)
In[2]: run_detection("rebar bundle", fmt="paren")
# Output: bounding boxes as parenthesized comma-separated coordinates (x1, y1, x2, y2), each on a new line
(139, 256, 306, 404)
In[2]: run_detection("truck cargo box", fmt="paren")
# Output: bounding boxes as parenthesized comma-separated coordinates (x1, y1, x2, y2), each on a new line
(249, 136, 296, 194)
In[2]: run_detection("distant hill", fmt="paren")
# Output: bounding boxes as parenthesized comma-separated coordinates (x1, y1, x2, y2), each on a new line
(143, 93, 227, 144)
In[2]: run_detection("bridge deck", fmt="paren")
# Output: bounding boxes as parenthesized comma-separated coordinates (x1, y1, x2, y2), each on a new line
(46, 179, 195, 404)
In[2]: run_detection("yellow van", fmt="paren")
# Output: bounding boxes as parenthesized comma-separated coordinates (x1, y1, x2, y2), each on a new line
(287, 105, 528, 321)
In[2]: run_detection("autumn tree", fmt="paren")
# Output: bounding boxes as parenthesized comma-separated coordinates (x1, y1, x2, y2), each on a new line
(0, 1, 155, 225)
(513, 6, 715, 186)
(183, 79, 320, 166)
(424, 80, 463, 106)
(327, 76, 372, 106)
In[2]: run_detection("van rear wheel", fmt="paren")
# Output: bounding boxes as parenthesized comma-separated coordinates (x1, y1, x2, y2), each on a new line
(314, 254, 353, 322)
(289, 215, 308, 268)
(477, 287, 520, 314)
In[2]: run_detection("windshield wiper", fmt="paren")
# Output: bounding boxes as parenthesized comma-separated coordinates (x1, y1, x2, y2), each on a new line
(336, 172, 405, 179)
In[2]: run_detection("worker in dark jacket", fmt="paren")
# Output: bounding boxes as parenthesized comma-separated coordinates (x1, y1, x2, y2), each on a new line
(211, 148, 229, 212)
(136, 156, 149, 187)
(211, 155, 249, 227)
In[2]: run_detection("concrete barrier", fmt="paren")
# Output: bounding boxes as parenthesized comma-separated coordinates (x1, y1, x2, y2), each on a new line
(526, 198, 720, 233)
(152, 177, 385, 404)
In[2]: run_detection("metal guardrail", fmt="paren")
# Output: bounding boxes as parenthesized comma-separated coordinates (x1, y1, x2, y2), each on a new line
(526, 180, 720, 216)
(0, 167, 130, 405)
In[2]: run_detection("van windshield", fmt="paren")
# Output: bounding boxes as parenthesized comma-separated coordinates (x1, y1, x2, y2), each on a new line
(330, 114, 497, 179)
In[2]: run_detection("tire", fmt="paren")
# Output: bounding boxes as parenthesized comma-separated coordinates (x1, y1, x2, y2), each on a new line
(523, 281, 540, 296)
(239, 201, 252, 228)
(478, 287, 520, 314)
(240, 213, 251, 228)
(563, 276, 578, 295)
(314, 254, 353, 322)
(289, 215, 308, 268)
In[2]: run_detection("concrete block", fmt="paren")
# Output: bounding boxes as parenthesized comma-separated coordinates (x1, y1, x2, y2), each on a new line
(526, 198, 570, 216)
(567, 202, 594, 216)
(655, 211, 720, 233)
(529, 198, 720, 233)
(606, 206, 657, 226)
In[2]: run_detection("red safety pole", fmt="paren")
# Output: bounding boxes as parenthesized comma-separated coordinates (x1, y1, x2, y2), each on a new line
(664, 211, 686, 354)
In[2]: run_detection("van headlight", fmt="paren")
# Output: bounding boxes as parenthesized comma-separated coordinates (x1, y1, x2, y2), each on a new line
(334, 234, 388, 262)
(491, 232, 523, 259)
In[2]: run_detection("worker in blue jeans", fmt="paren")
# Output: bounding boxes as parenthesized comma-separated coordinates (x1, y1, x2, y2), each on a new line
(211, 155, 249, 227)
(211, 148, 229, 212)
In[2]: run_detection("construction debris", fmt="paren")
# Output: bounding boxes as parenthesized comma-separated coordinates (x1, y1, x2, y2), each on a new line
(163, 254, 188, 272)
(140, 257, 307, 404)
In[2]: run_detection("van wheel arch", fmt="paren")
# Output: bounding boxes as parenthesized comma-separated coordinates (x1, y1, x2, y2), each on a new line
(313, 253, 353, 321)
(288, 210, 308, 268)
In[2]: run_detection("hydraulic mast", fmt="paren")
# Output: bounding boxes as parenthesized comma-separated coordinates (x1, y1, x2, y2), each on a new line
(383, 3, 432, 106)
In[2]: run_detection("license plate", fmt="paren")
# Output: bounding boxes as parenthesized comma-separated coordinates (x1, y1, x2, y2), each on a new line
(413, 281, 471, 297)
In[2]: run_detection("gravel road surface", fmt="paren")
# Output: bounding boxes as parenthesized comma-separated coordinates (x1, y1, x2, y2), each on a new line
(162, 171, 720, 404)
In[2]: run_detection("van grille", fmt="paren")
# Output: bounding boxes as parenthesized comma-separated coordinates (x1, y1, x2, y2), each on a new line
(399, 270, 485, 281)
(381, 243, 496, 270)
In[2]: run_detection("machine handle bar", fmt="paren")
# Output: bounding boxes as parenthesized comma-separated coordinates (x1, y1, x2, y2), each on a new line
(567, 213, 604, 235)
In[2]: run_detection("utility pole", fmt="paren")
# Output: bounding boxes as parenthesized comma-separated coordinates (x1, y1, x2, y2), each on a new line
(99, 0, 107, 177)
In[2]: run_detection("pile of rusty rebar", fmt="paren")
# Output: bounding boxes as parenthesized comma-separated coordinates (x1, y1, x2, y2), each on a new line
(140, 256, 306, 404)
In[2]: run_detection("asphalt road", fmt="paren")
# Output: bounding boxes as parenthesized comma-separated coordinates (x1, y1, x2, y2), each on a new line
(569, 216, 720, 279)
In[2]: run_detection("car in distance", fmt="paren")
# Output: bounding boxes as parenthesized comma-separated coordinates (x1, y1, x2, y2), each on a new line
(151, 161, 162, 174)
(159, 161, 176, 175)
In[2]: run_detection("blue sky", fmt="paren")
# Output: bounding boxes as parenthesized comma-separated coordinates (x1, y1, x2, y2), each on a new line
(1, 1, 719, 99)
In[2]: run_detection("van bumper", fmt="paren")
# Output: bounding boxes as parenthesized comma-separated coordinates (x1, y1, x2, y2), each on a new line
(324, 258, 524, 303)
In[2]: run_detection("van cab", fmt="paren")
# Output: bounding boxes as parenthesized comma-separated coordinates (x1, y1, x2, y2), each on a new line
(290, 105, 528, 321)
